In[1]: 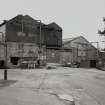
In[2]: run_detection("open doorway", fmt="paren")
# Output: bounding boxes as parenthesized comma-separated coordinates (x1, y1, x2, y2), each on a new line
(0, 60, 5, 68)
(90, 60, 96, 68)
(11, 57, 20, 65)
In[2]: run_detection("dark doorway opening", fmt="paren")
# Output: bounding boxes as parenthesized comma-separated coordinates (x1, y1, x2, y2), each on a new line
(11, 57, 20, 65)
(0, 60, 5, 68)
(90, 60, 96, 68)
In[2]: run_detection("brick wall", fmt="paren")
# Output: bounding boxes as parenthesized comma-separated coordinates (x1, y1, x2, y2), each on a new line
(46, 49, 60, 63)
(6, 42, 39, 67)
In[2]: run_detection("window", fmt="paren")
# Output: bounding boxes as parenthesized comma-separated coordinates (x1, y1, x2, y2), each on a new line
(11, 57, 20, 65)
(17, 32, 26, 37)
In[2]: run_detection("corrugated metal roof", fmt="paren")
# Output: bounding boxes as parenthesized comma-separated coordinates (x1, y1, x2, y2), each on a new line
(63, 36, 97, 50)
(63, 37, 75, 42)
(63, 36, 81, 44)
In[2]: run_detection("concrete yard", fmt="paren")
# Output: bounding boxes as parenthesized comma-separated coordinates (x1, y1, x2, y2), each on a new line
(0, 67, 105, 105)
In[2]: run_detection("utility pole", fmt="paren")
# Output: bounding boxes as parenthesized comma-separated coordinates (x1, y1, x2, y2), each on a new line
(21, 16, 24, 62)
(4, 40, 7, 80)
(37, 20, 42, 67)
(39, 20, 42, 49)
(19, 16, 24, 65)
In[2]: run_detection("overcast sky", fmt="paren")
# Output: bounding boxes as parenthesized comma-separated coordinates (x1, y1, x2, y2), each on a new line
(0, 0, 105, 47)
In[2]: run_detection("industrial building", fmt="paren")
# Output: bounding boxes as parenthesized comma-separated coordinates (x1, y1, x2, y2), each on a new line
(62, 36, 98, 67)
(0, 15, 99, 68)
(0, 15, 62, 68)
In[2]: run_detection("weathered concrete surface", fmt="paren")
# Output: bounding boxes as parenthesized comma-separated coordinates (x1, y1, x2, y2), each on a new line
(0, 67, 105, 105)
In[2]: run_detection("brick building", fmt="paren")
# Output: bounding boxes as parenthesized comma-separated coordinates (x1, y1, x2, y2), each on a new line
(62, 36, 98, 67)
(0, 15, 62, 68)
(60, 47, 77, 66)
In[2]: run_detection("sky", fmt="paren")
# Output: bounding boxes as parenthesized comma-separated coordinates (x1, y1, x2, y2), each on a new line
(0, 0, 105, 48)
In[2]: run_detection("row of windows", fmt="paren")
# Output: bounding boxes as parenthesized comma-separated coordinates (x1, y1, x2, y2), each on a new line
(17, 32, 36, 37)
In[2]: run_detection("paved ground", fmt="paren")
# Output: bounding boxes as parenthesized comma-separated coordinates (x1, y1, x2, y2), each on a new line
(0, 67, 105, 105)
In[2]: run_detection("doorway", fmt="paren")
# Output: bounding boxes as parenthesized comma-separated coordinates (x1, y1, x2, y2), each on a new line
(11, 57, 20, 65)
(90, 60, 96, 68)
(0, 60, 5, 68)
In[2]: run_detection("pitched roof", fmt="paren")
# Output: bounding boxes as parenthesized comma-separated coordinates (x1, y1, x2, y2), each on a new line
(63, 36, 97, 49)
(0, 20, 8, 27)
(47, 22, 62, 30)
(0, 14, 45, 27)
(63, 36, 82, 44)
(0, 15, 62, 31)
(9, 15, 44, 25)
